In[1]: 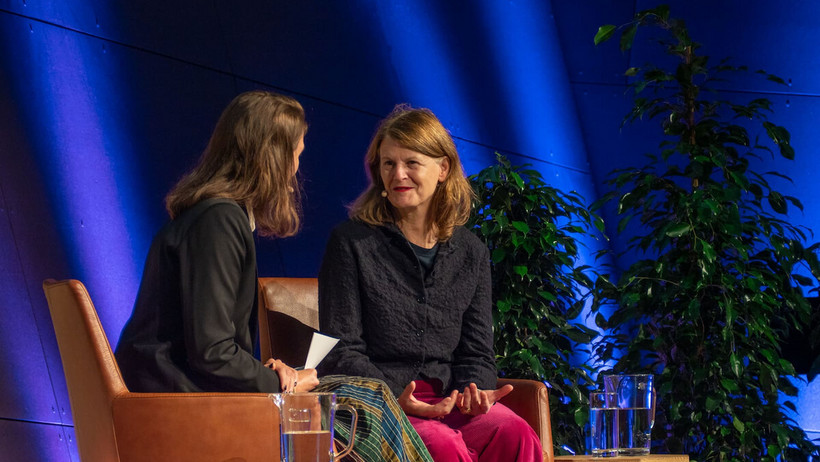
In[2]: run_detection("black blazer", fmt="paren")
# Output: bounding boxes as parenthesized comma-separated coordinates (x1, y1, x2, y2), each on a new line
(116, 198, 281, 392)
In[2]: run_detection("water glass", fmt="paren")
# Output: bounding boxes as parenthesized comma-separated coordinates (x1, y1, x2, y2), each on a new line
(271, 392, 358, 462)
(603, 374, 655, 456)
(589, 391, 618, 457)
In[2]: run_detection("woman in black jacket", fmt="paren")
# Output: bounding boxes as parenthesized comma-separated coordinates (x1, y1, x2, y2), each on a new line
(116, 90, 314, 394)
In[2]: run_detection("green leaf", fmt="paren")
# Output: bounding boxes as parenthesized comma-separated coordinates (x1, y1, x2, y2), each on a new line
(666, 223, 691, 237)
(620, 24, 638, 51)
(497, 299, 511, 313)
(720, 378, 739, 393)
(513, 265, 528, 277)
(574, 405, 588, 427)
(730, 353, 743, 377)
(768, 191, 787, 214)
(511, 232, 522, 248)
(732, 416, 746, 433)
(779, 142, 795, 160)
(785, 195, 803, 211)
(512, 221, 530, 234)
(700, 239, 717, 263)
(765, 73, 787, 85)
(618, 215, 633, 233)
(654, 4, 671, 20)
(510, 171, 525, 190)
(594, 216, 606, 233)
(594, 25, 617, 45)
(763, 122, 791, 146)
(538, 290, 557, 302)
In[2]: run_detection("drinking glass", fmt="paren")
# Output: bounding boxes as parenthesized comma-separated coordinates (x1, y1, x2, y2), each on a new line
(603, 374, 655, 456)
(589, 391, 619, 457)
(271, 392, 358, 462)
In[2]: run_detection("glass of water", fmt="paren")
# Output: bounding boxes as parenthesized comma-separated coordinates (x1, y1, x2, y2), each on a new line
(603, 374, 655, 456)
(589, 391, 619, 457)
(271, 392, 358, 462)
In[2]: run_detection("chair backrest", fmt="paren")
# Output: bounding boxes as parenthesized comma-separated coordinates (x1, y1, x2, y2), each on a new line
(257, 277, 319, 367)
(43, 279, 127, 462)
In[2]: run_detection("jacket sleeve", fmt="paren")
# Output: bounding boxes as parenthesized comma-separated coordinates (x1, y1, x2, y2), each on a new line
(317, 226, 390, 383)
(178, 204, 281, 392)
(451, 244, 498, 392)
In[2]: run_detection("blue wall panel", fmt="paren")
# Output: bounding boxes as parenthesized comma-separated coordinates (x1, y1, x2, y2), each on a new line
(550, 1, 634, 86)
(0, 420, 71, 462)
(218, 1, 397, 115)
(0, 0, 232, 72)
(0, 207, 61, 425)
(568, 83, 658, 269)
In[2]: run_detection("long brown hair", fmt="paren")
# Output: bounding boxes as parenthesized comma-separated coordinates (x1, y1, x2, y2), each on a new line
(349, 104, 474, 241)
(165, 91, 307, 237)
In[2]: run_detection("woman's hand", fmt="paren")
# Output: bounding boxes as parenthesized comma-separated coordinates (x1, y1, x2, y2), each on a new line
(294, 368, 320, 392)
(398, 381, 459, 419)
(264, 358, 301, 393)
(456, 382, 514, 416)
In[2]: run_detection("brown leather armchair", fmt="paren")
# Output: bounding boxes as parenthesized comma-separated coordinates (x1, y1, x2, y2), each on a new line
(43, 279, 280, 462)
(258, 277, 555, 462)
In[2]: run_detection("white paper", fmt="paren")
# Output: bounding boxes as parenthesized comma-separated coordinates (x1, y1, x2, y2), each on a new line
(303, 332, 339, 369)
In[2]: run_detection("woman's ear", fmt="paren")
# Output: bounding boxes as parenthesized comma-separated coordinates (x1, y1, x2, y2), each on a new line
(438, 158, 450, 182)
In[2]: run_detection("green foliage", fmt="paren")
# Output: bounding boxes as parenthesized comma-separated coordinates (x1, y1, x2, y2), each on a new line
(593, 5, 820, 461)
(468, 154, 604, 454)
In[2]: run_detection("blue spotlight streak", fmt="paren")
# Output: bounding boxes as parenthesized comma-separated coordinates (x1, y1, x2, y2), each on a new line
(15, 19, 143, 340)
(370, 0, 487, 174)
(476, 0, 592, 199)
(475, 0, 615, 361)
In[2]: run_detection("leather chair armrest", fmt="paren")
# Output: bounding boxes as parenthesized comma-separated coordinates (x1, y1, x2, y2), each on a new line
(497, 378, 554, 462)
(112, 393, 279, 462)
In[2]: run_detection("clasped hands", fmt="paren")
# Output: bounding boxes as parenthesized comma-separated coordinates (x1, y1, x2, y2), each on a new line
(397, 381, 514, 419)
(264, 358, 320, 393)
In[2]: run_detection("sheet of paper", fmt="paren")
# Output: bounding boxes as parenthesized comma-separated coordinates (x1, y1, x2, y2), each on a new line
(304, 332, 339, 369)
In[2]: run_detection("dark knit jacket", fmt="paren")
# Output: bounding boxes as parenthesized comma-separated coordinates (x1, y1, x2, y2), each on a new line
(317, 219, 497, 397)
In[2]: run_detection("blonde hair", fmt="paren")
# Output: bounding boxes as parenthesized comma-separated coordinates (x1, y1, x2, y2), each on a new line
(165, 91, 307, 237)
(349, 105, 474, 241)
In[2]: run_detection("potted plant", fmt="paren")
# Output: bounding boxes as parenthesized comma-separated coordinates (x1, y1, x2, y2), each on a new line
(468, 154, 605, 454)
(592, 5, 820, 460)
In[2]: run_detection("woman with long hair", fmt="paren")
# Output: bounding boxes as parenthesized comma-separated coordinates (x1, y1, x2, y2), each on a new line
(117, 90, 314, 393)
(319, 105, 543, 461)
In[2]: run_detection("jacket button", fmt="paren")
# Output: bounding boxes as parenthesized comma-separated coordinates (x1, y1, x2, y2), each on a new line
(417, 297, 425, 304)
